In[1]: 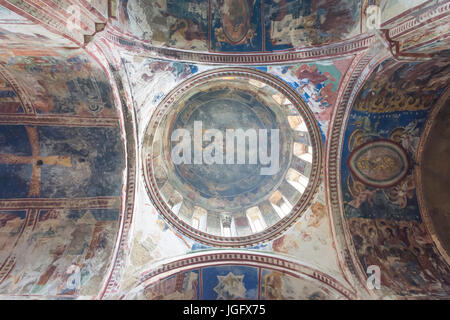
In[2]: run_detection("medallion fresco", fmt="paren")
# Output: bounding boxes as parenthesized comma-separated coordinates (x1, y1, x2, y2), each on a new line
(341, 59, 450, 296)
(347, 140, 409, 189)
(211, 0, 262, 52)
(222, 0, 251, 44)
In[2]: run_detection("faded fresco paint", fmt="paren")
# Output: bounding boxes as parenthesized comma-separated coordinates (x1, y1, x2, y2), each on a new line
(0, 0, 449, 300)
(0, 35, 126, 297)
(117, 0, 363, 52)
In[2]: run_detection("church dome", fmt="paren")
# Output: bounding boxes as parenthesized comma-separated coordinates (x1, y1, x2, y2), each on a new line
(142, 68, 322, 247)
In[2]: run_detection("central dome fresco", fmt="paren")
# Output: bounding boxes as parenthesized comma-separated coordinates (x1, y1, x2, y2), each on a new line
(143, 68, 322, 247)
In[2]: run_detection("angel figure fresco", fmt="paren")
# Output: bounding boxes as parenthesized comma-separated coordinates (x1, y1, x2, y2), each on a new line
(272, 201, 329, 255)
(390, 120, 421, 155)
(144, 271, 199, 300)
(59, 263, 82, 295)
(346, 173, 415, 211)
(383, 175, 415, 209)
(351, 116, 382, 141)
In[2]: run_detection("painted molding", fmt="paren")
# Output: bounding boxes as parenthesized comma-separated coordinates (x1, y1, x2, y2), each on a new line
(130, 250, 357, 300)
(388, 0, 450, 40)
(324, 50, 392, 299)
(0, 114, 119, 127)
(91, 42, 139, 299)
(105, 27, 376, 65)
(0, 197, 121, 210)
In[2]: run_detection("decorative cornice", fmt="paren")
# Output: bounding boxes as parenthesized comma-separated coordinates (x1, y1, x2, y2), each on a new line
(0, 0, 114, 46)
(100, 1, 450, 65)
(105, 27, 375, 65)
(0, 197, 121, 210)
(388, 0, 450, 40)
(130, 251, 357, 300)
(0, 114, 119, 127)
(92, 42, 139, 299)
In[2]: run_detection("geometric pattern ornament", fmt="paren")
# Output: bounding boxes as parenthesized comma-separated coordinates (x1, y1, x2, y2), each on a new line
(213, 272, 246, 300)
(142, 68, 323, 247)
(347, 139, 409, 189)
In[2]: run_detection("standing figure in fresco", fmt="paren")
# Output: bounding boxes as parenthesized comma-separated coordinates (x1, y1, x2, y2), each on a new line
(261, 271, 284, 300)
(423, 245, 450, 285)
(391, 121, 421, 155)
(397, 225, 411, 248)
(61, 264, 81, 295)
(410, 223, 432, 247)
(410, 247, 441, 286)
(385, 249, 420, 295)
(380, 226, 403, 247)
(384, 175, 415, 209)
(119, 0, 129, 27)
(400, 248, 429, 289)
(272, 200, 329, 254)
(347, 188, 377, 209)
(143, 272, 198, 300)
(364, 246, 403, 294)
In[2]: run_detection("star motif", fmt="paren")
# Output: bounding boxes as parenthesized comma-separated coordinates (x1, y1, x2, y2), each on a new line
(213, 272, 246, 300)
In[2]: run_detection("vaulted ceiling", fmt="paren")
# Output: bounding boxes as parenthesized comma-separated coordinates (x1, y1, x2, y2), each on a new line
(0, 0, 449, 300)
